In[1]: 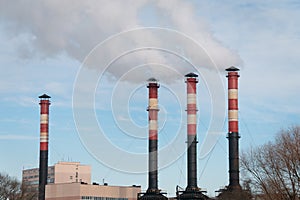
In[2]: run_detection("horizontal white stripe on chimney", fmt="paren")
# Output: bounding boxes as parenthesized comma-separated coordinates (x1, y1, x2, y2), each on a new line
(187, 114, 197, 124)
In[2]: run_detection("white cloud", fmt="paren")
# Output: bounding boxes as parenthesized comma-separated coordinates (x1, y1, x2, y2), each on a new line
(0, 0, 241, 84)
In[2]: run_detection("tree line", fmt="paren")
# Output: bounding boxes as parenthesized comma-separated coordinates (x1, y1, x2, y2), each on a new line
(241, 126, 300, 200)
(0, 173, 36, 200)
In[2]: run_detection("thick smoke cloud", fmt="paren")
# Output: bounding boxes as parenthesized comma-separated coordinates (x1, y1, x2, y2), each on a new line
(0, 0, 241, 79)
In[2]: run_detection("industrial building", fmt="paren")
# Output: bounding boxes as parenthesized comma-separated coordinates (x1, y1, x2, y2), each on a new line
(22, 165, 54, 193)
(46, 183, 141, 200)
(22, 161, 91, 195)
(22, 161, 141, 200)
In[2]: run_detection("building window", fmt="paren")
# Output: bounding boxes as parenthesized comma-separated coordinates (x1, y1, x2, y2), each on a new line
(81, 197, 128, 200)
(48, 178, 54, 183)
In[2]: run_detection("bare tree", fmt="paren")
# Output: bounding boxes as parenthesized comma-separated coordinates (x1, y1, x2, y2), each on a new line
(241, 126, 300, 200)
(0, 173, 20, 200)
(0, 172, 37, 200)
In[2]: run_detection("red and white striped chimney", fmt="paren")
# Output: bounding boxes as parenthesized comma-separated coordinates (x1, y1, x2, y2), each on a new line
(147, 78, 159, 193)
(226, 67, 242, 190)
(38, 94, 51, 200)
(138, 78, 167, 200)
(177, 73, 209, 200)
(185, 72, 198, 192)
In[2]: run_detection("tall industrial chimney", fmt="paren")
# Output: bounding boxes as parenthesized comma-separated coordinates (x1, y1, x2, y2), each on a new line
(217, 67, 251, 199)
(186, 73, 198, 192)
(226, 67, 242, 191)
(177, 73, 209, 200)
(138, 78, 167, 200)
(38, 94, 51, 200)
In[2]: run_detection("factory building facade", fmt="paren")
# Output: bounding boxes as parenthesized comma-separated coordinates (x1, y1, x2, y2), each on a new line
(22, 165, 55, 193)
(22, 161, 141, 200)
(22, 162, 91, 197)
(46, 182, 141, 200)
(51, 161, 91, 184)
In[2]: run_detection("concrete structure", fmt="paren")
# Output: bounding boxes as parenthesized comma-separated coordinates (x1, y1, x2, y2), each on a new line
(226, 67, 241, 191)
(138, 78, 167, 200)
(53, 161, 91, 184)
(177, 73, 209, 200)
(23, 162, 141, 200)
(217, 67, 251, 200)
(46, 182, 141, 200)
(39, 94, 51, 200)
(23, 162, 91, 196)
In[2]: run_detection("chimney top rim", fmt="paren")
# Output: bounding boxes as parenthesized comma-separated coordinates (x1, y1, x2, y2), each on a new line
(226, 66, 240, 71)
(39, 94, 51, 99)
(185, 72, 198, 77)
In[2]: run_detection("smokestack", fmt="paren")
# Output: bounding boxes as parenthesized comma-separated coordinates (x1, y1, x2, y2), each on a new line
(216, 67, 252, 199)
(138, 78, 167, 200)
(177, 73, 208, 200)
(185, 72, 198, 192)
(226, 67, 242, 191)
(147, 78, 159, 193)
(38, 94, 51, 200)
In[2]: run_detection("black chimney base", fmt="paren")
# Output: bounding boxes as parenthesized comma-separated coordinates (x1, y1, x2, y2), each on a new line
(177, 190, 210, 200)
(138, 190, 168, 200)
(217, 188, 251, 200)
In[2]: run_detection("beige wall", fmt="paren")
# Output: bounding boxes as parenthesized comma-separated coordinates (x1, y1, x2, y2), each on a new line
(22, 161, 91, 199)
(46, 183, 141, 200)
(81, 184, 141, 199)
(22, 162, 90, 185)
(46, 183, 81, 199)
(54, 162, 91, 184)
(46, 197, 80, 200)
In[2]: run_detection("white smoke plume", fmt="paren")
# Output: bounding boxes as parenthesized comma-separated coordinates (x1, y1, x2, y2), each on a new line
(0, 0, 242, 82)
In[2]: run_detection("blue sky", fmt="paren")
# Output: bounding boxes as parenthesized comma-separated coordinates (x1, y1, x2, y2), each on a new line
(0, 0, 299, 197)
